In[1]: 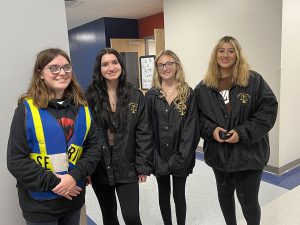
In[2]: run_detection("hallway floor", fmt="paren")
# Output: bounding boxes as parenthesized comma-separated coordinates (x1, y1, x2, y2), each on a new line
(86, 152, 300, 225)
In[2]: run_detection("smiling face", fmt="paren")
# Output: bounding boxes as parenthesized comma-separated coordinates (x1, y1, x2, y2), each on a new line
(40, 54, 72, 99)
(100, 53, 122, 82)
(156, 55, 177, 82)
(217, 42, 237, 75)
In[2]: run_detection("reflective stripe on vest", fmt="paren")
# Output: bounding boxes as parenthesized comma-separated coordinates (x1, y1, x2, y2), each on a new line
(24, 99, 91, 200)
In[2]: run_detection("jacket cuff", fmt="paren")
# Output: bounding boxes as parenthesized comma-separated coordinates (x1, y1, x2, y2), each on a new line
(234, 127, 246, 144)
(49, 175, 61, 189)
(209, 124, 218, 140)
(68, 168, 83, 183)
(136, 166, 152, 175)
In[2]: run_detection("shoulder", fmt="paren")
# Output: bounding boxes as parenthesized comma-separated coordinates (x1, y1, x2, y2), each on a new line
(15, 101, 26, 115)
(249, 70, 265, 80)
(194, 80, 210, 93)
(128, 84, 144, 98)
(127, 84, 147, 107)
(18, 98, 37, 113)
(145, 87, 159, 97)
(195, 80, 207, 88)
(188, 87, 194, 95)
(185, 88, 196, 108)
(10, 101, 27, 128)
(248, 70, 266, 86)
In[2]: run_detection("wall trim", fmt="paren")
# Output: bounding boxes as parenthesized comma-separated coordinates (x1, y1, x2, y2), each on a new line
(264, 158, 300, 175)
(196, 147, 300, 175)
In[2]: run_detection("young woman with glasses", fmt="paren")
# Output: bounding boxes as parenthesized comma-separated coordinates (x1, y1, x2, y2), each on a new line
(7, 48, 101, 225)
(145, 50, 200, 225)
(195, 36, 278, 225)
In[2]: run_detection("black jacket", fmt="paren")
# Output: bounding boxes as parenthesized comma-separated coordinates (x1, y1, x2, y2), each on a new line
(194, 71, 278, 172)
(145, 87, 200, 177)
(90, 85, 153, 186)
(7, 98, 101, 222)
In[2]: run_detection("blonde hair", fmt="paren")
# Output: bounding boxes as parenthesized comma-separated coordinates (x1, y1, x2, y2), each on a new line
(18, 48, 87, 108)
(152, 50, 190, 114)
(203, 36, 250, 88)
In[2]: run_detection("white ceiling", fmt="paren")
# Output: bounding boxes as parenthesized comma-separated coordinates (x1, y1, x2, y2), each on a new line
(65, 0, 164, 30)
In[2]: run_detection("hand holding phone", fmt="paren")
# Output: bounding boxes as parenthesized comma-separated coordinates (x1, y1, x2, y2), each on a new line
(219, 131, 233, 140)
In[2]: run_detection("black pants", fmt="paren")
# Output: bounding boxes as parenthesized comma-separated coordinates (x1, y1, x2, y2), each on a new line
(26, 209, 80, 225)
(156, 175, 187, 225)
(92, 182, 142, 225)
(213, 169, 263, 225)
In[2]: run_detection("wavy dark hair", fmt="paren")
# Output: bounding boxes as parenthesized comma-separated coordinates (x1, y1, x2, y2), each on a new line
(85, 48, 130, 131)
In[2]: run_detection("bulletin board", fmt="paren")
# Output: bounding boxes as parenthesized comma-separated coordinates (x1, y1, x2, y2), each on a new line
(139, 55, 155, 90)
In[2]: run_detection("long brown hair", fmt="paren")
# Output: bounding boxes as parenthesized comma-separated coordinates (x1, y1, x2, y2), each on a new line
(18, 48, 86, 108)
(203, 36, 250, 88)
(152, 50, 190, 114)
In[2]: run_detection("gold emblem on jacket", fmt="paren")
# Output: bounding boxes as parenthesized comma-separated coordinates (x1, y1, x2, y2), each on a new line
(177, 102, 186, 116)
(129, 103, 138, 113)
(237, 93, 251, 104)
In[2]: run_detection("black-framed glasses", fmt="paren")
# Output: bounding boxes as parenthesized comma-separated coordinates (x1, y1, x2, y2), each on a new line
(46, 64, 72, 74)
(157, 61, 175, 70)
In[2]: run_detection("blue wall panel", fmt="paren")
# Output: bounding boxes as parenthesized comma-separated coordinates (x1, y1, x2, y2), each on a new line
(68, 17, 139, 89)
(104, 17, 139, 46)
(68, 18, 106, 89)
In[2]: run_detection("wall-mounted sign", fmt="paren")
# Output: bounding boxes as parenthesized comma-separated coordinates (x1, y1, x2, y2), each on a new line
(140, 55, 155, 90)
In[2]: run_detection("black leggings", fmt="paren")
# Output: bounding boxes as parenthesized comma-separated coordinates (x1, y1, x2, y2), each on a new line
(92, 182, 142, 225)
(156, 175, 187, 225)
(213, 169, 263, 225)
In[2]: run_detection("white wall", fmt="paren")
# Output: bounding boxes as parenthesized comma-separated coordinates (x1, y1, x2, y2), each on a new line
(164, 0, 282, 167)
(280, 0, 300, 167)
(0, 1, 69, 224)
